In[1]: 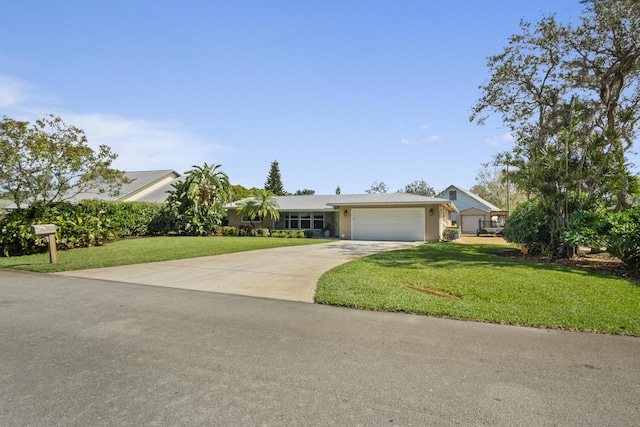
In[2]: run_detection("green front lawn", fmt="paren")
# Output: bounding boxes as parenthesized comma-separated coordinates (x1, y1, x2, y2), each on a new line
(315, 243, 640, 335)
(0, 236, 331, 273)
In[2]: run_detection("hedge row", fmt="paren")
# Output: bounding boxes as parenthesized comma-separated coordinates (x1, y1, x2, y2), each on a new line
(0, 201, 164, 256)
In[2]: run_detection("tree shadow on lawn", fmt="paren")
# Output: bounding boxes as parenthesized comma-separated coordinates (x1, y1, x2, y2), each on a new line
(363, 243, 637, 282)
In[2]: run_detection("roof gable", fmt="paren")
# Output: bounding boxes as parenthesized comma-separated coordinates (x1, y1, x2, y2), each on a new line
(439, 185, 501, 212)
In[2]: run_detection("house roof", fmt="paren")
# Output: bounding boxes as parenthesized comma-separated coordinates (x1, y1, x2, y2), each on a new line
(227, 193, 458, 213)
(66, 170, 181, 203)
(439, 185, 501, 212)
(5, 170, 182, 209)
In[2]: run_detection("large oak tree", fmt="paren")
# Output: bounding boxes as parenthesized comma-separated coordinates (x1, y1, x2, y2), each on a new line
(0, 114, 125, 210)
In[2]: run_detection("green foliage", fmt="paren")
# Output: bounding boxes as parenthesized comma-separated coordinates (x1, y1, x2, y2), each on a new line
(293, 189, 315, 195)
(365, 180, 388, 194)
(80, 200, 163, 237)
(400, 179, 436, 197)
(235, 189, 280, 228)
(264, 160, 286, 196)
(0, 115, 126, 209)
(229, 184, 260, 202)
(304, 229, 314, 238)
(221, 226, 238, 236)
(503, 199, 558, 256)
(605, 209, 640, 272)
(250, 227, 271, 237)
(562, 209, 608, 249)
(564, 208, 640, 272)
(0, 201, 116, 256)
(165, 163, 231, 235)
(470, 166, 526, 213)
(0, 200, 166, 256)
(472, 0, 640, 255)
(442, 227, 460, 242)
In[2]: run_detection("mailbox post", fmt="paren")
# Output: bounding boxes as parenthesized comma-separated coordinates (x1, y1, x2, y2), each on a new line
(31, 224, 58, 264)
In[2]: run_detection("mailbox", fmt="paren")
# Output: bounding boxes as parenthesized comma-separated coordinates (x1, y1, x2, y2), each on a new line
(30, 224, 58, 263)
(31, 224, 57, 236)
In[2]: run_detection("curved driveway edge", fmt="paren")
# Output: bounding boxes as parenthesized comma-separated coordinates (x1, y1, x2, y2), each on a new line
(55, 240, 420, 302)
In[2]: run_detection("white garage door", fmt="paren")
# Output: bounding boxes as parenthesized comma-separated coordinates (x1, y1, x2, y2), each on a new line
(352, 208, 425, 241)
(461, 215, 483, 234)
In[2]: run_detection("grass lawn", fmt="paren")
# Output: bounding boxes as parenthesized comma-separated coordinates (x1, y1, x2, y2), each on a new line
(0, 236, 332, 273)
(315, 242, 640, 336)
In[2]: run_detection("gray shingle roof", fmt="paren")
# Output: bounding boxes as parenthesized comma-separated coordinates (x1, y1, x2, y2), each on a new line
(227, 193, 458, 212)
(66, 170, 180, 203)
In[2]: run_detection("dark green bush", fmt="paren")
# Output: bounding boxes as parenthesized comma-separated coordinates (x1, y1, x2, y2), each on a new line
(0, 201, 117, 256)
(80, 200, 164, 237)
(603, 209, 640, 272)
(503, 199, 558, 256)
(1, 200, 166, 256)
(563, 207, 640, 272)
(304, 229, 314, 238)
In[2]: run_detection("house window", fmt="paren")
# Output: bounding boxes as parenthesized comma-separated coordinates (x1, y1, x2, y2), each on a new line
(288, 212, 299, 229)
(300, 212, 311, 229)
(313, 212, 324, 229)
(449, 190, 457, 200)
(282, 211, 325, 230)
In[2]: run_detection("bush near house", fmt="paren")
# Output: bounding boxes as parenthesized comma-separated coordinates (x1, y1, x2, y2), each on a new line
(0, 201, 164, 256)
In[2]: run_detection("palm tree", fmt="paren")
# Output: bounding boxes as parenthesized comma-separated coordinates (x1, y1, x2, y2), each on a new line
(165, 163, 231, 235)
(236, 189, 280, 228)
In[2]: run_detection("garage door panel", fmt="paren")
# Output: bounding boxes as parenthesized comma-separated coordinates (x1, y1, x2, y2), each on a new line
(352, 208, 425, 241)
(461, 215, 483, 234)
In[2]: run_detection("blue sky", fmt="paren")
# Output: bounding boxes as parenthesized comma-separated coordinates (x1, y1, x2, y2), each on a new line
(2, 1, 598, 195)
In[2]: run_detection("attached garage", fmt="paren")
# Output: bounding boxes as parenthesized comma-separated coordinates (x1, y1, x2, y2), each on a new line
(460, 215, 483, 234)
(352, 208, 425, 241)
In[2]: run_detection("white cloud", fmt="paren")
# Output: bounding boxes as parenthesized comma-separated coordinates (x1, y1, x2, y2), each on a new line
(401, 138, 420, 146)
(421, 124, 429, 130)
(425, 135, 442, 143)
(485, 132, 514, 146)
(0, 75, 31, 107)
(64, 113, 234, 174)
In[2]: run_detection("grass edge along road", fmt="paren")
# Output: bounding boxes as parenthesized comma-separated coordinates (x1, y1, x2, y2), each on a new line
(0, 236, 332, 273)
(315, 243, 640, 336)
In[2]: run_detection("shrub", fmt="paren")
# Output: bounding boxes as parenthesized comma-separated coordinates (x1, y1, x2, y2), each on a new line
(563, 207, 640, 272)
(442, 226, 460, 242)
(604, 209, 640, 272)
(221, 226, 238, 236)
(80, 200, 164, 237)
(304, 229, 314, 238)
(296, 231, 305, 238)
(0, 201, 117, 256)
(251, 227, 271, 237)
(237, 224, 252, 236)
(503, 199, 558, 256)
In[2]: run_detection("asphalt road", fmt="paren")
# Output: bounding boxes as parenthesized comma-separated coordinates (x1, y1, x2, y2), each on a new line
(1, 269, 639, 426)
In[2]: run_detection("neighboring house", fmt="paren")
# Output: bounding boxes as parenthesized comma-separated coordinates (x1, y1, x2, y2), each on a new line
(439, 185, 502, 234)
(67, 170, 182, 203)
(4, 170, 182, 210)
(226, 193, 458, 242)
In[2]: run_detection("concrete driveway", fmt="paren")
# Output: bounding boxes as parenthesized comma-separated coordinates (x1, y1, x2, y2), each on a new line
(56, 240, 420, 302)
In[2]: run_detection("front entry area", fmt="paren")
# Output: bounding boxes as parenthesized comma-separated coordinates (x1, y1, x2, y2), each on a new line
(351, 208, 425, 241)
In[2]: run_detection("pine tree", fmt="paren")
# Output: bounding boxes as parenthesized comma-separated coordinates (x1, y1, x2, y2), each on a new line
(264, 160, 286, 196)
